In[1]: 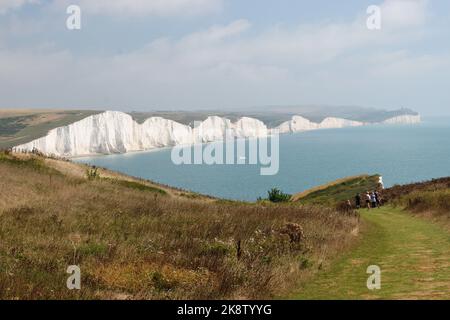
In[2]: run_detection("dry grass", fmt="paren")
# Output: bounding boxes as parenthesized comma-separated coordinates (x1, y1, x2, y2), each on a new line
(0, 152, 359, 300)
(390, 189, 450, 229)
(0, 109, 59, 119)
(383, 177, 450, 203)
(384, 178, 450, 229)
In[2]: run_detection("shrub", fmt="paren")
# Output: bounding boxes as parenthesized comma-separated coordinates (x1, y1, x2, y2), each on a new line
(280, 223, 305, 243)
(267, 188, 291, 203)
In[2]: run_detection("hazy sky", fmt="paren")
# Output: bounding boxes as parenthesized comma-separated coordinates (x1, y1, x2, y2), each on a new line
(1, 0, 449, 115)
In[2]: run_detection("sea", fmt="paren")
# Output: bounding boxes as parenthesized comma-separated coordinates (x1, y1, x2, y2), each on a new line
(75, 117, 450, 201)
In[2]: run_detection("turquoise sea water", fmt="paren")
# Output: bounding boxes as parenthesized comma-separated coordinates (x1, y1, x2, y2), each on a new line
(76, 118, 450, 201)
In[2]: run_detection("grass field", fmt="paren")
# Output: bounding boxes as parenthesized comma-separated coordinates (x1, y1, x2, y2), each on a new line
(292, 207, 450, 299)
(0, 152, 359, 299)
(0, 110, 100, 149)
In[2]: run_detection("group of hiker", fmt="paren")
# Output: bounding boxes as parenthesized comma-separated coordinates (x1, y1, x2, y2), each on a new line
(354, 191, 382, 209)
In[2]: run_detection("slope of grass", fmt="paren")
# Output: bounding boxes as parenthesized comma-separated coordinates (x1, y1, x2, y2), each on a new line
(0, 152, 359, 300)
(395, 189, 450, 214)
(292, 175, 381, 206)
(0, 110, 100, 149)
(388, 188, 450, 230)
(292, 207, 450, 299)
(0, 116, 28, 135)
(102, 178, 167, 195)
(383, 177, 450, 203)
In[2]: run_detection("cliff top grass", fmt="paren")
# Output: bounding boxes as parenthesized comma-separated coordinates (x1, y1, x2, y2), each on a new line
(0, 110, 101, 149)
(292, 174, 381, 206)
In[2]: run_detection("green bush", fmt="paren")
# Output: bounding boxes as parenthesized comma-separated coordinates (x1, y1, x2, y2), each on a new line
(267, 188, 291, 203)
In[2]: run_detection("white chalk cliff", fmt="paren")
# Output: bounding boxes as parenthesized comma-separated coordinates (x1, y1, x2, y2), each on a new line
(13, 111, 420, 157)
(274, 116, 364, 134)
(382, 114, 421, 125)
(14, 111, 268, 157)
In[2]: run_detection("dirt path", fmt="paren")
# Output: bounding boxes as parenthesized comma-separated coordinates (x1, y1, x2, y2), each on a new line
(293, 207, 450, 299)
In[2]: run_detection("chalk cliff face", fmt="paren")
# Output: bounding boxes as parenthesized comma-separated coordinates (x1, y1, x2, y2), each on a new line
(14, 111, 269, 157)
(16, 111, 141, 156)
(274, 116, 364, 134)
(13, 111, 420, 157)
(382, 114, 421, 125)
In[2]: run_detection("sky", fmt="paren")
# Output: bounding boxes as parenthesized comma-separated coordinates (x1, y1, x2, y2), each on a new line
(0, 0, 449, 115)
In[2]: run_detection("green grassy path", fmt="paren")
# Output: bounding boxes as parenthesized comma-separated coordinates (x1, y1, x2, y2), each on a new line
(293, 207, 450, 299)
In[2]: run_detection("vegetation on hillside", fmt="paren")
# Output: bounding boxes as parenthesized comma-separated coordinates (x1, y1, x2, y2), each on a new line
(383, 177, 450, 202)
(292, 175, 381, 207)
(0, 152, 359, 299)
(0, 110, 100, 149)
(383, 178, 450, 226)
(264, 188, 292, 203)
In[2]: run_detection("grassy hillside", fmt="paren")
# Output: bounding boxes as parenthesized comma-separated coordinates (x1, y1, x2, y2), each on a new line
(383, 178, 450, 228)
(292, 175, 382, 207)
(0, 152, 359, 299)
(0, 110, 100, 149)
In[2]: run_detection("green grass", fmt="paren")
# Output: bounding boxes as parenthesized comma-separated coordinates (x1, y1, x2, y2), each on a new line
(0, 116, 29, 135)
(0, 110, 100, 149)
(0, 152, 61, 175)
(291, 207, 450, 299)
(293, 175, 381, 206)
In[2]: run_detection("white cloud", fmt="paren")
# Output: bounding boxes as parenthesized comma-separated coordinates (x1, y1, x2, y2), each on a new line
(75, 0, 223, 17)
(381, 0, 428, 28)
(0, 0, 448, 112)
(181, 19, 251, 45)
(368, 51, 449, 78)
(0, 0, 39, 14)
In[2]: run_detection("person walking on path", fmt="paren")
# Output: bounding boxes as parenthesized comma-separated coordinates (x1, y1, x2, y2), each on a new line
(366, 192, 371, 210)
(375, 191, 382, 207)
(355, 193, 361, 209)
(371, 191, 377, 208)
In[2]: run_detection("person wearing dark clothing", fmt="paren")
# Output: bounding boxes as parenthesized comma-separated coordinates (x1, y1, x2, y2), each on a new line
(355, 194, 361, 209)
(375, 191, 382, 207)
(371, 191, 377, 208)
